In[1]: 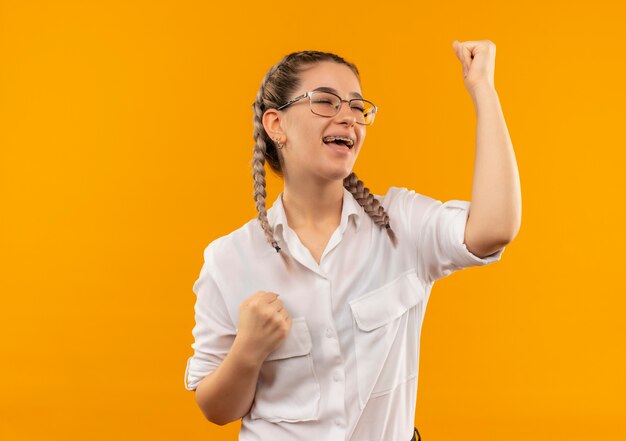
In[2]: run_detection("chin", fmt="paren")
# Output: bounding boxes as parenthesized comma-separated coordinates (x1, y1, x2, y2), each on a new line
(326, 168, 353, 182)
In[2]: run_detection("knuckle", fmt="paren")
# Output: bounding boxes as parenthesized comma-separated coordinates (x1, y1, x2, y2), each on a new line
(281, 324, 290, 337)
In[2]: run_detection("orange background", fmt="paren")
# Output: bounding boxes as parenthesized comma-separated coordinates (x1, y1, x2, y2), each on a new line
(1, 1, 625, 440)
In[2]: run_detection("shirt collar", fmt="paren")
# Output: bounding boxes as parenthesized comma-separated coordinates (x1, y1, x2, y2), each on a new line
(267, 187, 362, 238)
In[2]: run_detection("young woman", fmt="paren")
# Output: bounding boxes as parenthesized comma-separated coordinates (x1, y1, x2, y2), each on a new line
(185, 44, 521, 441)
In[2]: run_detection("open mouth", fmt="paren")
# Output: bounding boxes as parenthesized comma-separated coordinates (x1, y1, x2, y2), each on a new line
(322, 136, 354, 149)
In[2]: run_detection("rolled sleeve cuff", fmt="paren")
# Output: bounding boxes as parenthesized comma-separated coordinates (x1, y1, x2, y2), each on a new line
(184, 356, 216, 391)
(445, 200, 506, 266)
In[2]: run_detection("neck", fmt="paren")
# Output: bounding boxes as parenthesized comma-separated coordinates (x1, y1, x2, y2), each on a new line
(282, 175, 344, 230)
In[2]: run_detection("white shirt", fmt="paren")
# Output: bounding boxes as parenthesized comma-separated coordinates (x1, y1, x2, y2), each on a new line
(184, 186, 505, 441)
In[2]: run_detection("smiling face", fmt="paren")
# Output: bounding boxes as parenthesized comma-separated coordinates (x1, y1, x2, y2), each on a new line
(263, 61, 366, 184)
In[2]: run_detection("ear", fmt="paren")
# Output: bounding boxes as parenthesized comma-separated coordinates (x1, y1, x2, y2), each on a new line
(262, 109, 285, 141)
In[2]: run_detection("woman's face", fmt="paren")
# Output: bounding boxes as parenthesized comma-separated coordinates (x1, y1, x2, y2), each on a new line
(269, 61, 366, 183)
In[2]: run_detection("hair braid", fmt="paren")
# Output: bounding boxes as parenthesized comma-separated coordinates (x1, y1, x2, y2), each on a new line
(252, 75, 281, 252)
(251, 57, 294, 269)
(344, 172, 398, 248)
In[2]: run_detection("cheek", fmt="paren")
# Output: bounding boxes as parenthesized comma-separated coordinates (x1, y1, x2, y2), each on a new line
(357, 130, 366, 147)
(291, 133, 322, 161)
(301, 126, 325, 149)
(358, 130, 365, 143)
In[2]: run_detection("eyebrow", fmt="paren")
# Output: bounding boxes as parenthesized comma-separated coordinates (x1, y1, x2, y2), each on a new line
(312, 86, 363, 100)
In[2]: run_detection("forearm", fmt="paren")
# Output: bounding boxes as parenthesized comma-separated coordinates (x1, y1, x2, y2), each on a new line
(195, 337, 264, 425)
(467, 84, 521, 243)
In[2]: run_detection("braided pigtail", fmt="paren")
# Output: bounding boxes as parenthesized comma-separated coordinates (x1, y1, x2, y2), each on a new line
(344, 172, 398, 248)
(251, 58, 294, 270)
(252, 101, 280, 253)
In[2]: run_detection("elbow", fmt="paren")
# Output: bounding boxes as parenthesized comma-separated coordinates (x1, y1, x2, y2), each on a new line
(209, 414, 240, 426)
(194, 393, 238, 426)
(197, 404, 230, 426)
(208, 416, 230, 427)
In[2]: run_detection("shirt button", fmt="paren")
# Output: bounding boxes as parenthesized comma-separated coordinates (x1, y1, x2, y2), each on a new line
(333, 371, 342, 382)
(334, 418, 342, 426)
(325, 328, 333, 338)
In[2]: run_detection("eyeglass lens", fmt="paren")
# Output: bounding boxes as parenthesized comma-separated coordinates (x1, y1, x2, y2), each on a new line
(310, 92, 376, 125)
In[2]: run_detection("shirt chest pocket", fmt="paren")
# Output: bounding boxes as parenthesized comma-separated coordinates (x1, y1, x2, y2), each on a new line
(249, 317, 321, 423)
(349, 271, 426, 409)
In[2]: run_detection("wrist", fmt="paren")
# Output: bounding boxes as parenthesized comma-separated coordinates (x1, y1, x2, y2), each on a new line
(231, 335, 267, 369)
(469, 82, 497, 101)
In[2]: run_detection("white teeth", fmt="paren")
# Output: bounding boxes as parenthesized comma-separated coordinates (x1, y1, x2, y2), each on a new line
(323, 136, 354, 147)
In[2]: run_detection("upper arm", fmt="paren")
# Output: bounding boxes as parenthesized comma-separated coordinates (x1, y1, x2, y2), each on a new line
(184, 248, 236, 392)
(416, 198, 506, 282)
(382, 187, 506, 283)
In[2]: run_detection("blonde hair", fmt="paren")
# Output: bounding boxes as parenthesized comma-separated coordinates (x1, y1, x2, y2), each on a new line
(251, 51, 398, 269)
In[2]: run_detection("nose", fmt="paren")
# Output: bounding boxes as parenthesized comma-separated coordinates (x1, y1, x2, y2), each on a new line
(336, 100, 357, 125)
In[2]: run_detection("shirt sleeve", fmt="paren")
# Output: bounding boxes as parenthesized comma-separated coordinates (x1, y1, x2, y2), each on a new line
(388, 187, 505, 283)
(184, 246, 236, 391)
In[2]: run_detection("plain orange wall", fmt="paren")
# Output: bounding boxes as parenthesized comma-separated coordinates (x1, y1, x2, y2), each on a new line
(1, 1, 625, 440)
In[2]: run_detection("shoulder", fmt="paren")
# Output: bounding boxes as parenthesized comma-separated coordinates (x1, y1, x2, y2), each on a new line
(375, 186, 441, 214)
(374, 186, 470, 237)
(201, 219, 255, 259)
(199, 217, 270, 270)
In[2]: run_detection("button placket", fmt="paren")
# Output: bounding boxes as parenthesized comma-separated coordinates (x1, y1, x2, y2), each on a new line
(320, 275, 347, 433)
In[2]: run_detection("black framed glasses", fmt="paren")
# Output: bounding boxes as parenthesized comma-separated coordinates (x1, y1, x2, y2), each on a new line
(276, 90, 378, 126)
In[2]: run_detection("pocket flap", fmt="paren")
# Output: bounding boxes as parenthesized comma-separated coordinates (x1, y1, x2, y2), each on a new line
(349, 272, 424, 332)
(265, 317, 312, 361)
